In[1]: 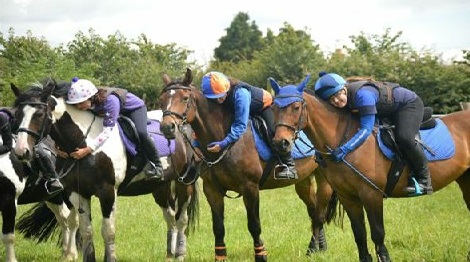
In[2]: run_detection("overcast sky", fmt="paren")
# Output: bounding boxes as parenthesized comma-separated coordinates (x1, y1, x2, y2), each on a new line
(1, 0, 469, 66)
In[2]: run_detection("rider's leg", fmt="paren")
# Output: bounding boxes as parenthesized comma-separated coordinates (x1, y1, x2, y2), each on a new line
(127, 107, 163, 180)
(35, 140, 64, 195)
(394, 98, 432, 195)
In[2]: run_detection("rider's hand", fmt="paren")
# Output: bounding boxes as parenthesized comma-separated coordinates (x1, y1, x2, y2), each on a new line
(331, 146, 347, 162)
(70, 146, 92, 160)
(207, 139, 229, 153)
(55, 146, 69, 158)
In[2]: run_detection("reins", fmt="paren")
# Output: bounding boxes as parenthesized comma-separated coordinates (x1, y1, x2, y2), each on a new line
(162, 85, 231, 168)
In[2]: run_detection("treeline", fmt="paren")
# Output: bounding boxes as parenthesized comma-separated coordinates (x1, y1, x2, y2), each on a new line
(1, 12, 469, 113)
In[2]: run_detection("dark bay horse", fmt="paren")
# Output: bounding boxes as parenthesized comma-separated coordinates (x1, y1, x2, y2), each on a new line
(270, 78, 470, 262)
(11, 80, 199, 261)
(158, 69, 337, 262)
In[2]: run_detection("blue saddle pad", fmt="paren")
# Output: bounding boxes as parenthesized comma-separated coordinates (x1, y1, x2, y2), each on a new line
(118, 119, 176, 157)
(377, 118, 455, 161)
(250, 121, 315, 161)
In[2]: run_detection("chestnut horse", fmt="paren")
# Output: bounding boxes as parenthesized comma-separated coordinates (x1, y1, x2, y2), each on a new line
(158, 69, 337, 262)
(270, 77, 470, 262)
(11, 80, 199, 261)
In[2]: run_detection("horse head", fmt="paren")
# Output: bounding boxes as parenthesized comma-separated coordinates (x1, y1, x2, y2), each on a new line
(11, 79, 57, 161)
(159, 68, 198, 139)
(270, 75, 311, 155)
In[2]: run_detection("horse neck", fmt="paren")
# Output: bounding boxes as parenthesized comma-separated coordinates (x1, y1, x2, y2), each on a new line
(65, 104, 103, 136)
(191, 91, 231, 147)
(304, 94, 357, 150)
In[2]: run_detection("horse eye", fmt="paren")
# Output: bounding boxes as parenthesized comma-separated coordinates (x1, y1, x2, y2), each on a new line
(35, 111, 44, 118)
(182, 96, 189, 103)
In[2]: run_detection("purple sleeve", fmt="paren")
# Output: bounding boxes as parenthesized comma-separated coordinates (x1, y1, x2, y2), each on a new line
(102, 95, 121, 127)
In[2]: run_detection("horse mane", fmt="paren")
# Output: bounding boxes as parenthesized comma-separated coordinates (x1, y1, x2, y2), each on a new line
(13, 85, 44, 107)
(346, 76, 376, 82)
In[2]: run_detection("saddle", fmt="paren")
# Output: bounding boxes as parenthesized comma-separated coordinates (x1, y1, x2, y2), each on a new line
(378, 107, 437, 196)
(117, 115, 175, 189)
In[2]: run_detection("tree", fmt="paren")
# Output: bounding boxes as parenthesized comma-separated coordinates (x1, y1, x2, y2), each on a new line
(213, 12, 264, 63)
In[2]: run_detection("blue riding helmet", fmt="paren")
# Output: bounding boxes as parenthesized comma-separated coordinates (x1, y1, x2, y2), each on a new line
(314, 72, 346, 100)
(201, 71, 230, 99)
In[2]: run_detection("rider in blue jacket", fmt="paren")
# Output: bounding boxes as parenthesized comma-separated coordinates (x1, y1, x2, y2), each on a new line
(200, 71, 297, 179)
(314, 72, 432, 195)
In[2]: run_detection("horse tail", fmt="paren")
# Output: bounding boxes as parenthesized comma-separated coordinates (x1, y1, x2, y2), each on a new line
(325, 190, 339, 224)
(185, 165, 200, 236)
(16, 202, 59, 243)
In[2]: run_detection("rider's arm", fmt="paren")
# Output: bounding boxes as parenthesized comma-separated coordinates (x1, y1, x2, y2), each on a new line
(90, 96, 121, 151)
(341, 114, 375, 153)
(341, 89, 377, 153)
(223, 88, 251, 145)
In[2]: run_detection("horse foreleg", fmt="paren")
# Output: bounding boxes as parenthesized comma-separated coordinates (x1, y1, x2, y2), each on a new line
(294, 174, 331, 255)
(160, 205, 177, 260)
(203, 180, 227, 261)
(2, 233, 17, 262)
(45, 201, 79, 261)
(242, 185, 266, 262)
(1, 195, 17, 262)
(100, 190, 117, 262)
(71, 193, 96, 262)
(175, 199, 190, 261)
(340, 197, 372, 262)
(65, 208, 80, 262)
(363, 194, 390, 262)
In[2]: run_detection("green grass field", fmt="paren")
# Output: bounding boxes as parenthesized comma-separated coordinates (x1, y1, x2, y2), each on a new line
(2, 181, 469, 261)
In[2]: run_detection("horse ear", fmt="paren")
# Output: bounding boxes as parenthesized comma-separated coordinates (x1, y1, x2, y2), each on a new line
(41, 83, 55, 102)
(162, 73, 171, 86)
(268, 77, 281, 95)
(297, 74, 311, 92)
(183, 68, 193, 86)
(11, 83, 22, 97)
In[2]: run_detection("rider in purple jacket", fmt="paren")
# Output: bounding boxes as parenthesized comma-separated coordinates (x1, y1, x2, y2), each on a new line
(66, 78, 163, 180)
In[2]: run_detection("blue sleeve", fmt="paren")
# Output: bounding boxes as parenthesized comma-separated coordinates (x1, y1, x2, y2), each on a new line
(342, 114, 375, 152)
(223, 88, 251, 144)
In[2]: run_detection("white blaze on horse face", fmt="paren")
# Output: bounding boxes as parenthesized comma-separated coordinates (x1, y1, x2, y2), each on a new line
(166, 89, 176, 110)
(15, 105, 36, 156)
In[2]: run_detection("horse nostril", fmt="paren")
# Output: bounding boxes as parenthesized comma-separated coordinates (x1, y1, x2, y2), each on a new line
(24, 149, 30, 160)
(281, 139, 291, 150)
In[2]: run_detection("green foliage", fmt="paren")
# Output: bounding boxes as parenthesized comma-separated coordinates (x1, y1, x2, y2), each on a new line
(1, 18, 469, 112)
(0, 28, 197, 109)
(214, 12, 265, 63)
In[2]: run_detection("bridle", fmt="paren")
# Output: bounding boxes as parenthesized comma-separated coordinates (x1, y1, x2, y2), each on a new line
(16, 101, 51, 144)
(161, 84, 231, 167)
(273, 94, 308, 141)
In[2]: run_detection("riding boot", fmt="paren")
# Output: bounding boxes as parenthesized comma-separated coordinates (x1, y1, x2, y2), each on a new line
(40, 162, 64, 196)
(142, 135, 164, 181)
(404, 144, 433, 195)
(275, 153, 298, 179)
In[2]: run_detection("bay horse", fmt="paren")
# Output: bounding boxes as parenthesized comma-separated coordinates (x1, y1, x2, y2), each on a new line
(11, 79, 199, 261)
(158, 68, 337, 262)
(269, 77, 470, 262)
